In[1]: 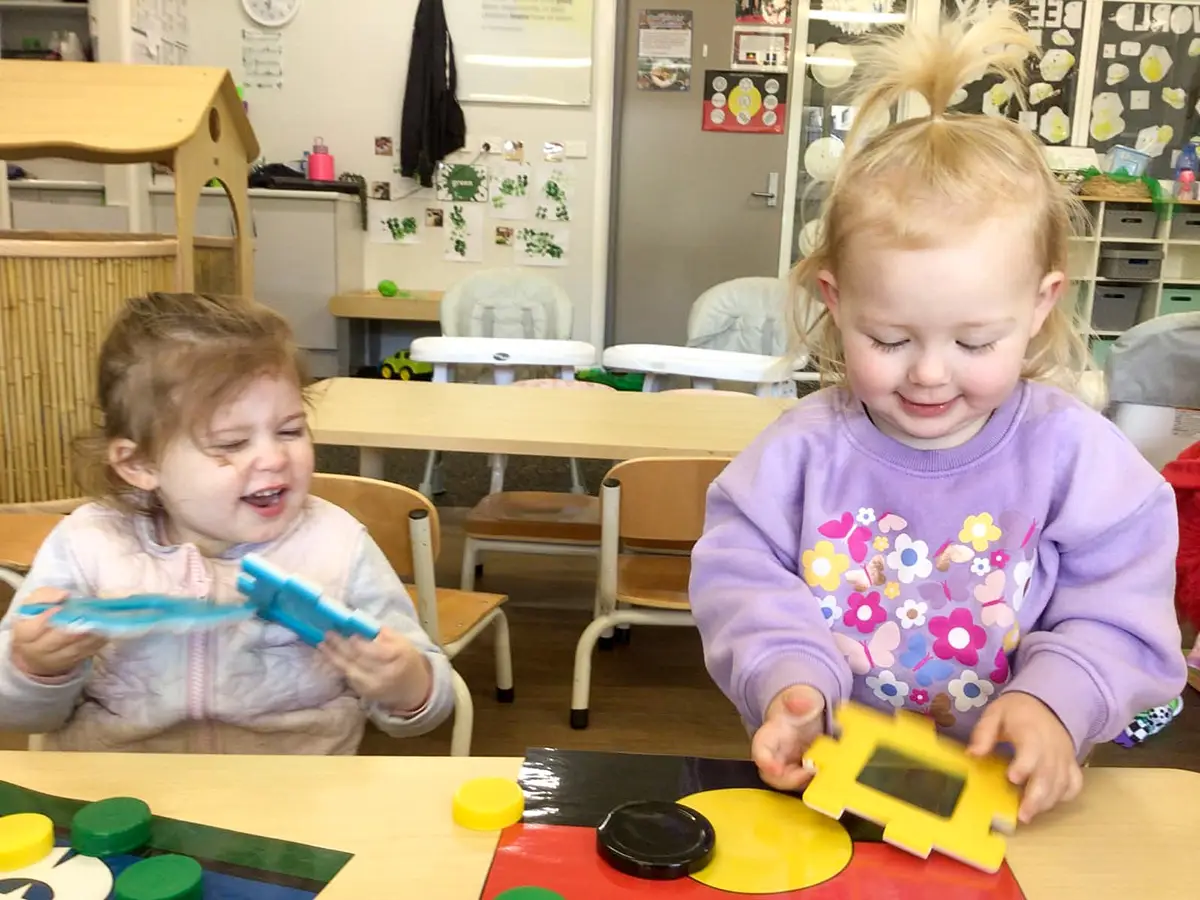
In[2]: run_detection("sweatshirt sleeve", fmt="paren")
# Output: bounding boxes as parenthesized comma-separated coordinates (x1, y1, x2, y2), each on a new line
(689, 420, 853, 731)
(1005, 448, 1187, 753)
(0, 521, 91, 734)
(341, 531, 456, 737)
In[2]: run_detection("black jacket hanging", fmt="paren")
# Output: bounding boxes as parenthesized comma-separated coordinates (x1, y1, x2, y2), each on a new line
(399, 0, 467, 188)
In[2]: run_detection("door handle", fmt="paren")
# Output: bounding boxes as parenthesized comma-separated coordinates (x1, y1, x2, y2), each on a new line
(751, 172, 779, 207)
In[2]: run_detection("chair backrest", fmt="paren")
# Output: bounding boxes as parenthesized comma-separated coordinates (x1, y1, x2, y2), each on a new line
(1106, 312, 1200, 469)
(308, 474, 440, 580)
(440, 268, 573, 340)
(603, 457, 731, 544)
(0, 513, 65, 574)
(686, 277, 790, 356)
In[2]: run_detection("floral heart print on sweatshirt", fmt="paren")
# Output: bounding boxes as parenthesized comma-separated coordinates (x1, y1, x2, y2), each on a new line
(804, 506, 1037, 729)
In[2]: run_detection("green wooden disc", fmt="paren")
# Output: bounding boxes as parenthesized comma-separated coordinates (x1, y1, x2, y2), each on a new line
(70, 797, 152, 857)
(114, 854, 203, 900)
(495, 888, 567, 900)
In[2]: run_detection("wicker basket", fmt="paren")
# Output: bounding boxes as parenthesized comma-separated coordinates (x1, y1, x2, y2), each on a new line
(0, 230, 234, 503)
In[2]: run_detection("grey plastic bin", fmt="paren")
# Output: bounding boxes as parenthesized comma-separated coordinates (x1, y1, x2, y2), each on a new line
(1102, 206, 1158, 239)
(1170, 210, 1200, 241)
(1091, 283, 1144, 331)
(1098, 246, 1162, 280)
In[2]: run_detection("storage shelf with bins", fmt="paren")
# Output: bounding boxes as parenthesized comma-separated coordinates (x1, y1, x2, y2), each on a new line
(1068, 196, 1200, 369)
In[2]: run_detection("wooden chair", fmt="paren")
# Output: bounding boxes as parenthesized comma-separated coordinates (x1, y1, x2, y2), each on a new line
(569, 456, 730, 729)
(309, 473, 513, 757)
(0, 505, 76, 594)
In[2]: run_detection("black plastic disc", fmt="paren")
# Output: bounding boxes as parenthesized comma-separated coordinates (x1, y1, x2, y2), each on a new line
(596, 800, 715, 880)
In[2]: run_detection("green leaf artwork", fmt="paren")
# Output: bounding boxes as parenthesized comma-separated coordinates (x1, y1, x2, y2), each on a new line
(436, 163, 490, 203)
(492, 173, 529, 209)
(382, 216, 419, 241)
(444, 203, 482, 262)
(517, 225, 568, 267)
(534, 164, 572, 222)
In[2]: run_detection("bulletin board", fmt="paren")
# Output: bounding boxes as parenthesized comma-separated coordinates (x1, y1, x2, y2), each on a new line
(943, 0, 1084, 146)
(444, 0, 595, 106)
(1088, 0, 1200, 179)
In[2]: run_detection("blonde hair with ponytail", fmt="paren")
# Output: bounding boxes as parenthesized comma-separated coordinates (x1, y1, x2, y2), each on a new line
(792, 0, 1091, 389)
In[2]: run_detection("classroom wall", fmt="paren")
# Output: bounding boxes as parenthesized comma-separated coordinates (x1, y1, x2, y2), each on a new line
(185, 0, 615, 345)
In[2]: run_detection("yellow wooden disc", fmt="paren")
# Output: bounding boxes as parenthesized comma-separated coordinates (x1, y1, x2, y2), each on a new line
(452, 777, 524, 831)
(0, 813, 54, 872)
(677, 788, 851, 893)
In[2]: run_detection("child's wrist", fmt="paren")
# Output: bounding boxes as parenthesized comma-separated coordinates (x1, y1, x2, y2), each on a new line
(11, 647, 78, 683)
(382, 654, 433, 716)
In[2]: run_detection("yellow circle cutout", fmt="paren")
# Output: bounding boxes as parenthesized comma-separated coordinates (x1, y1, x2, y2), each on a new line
(452, 777, 524, 831)
(677, 788, 851, 893)
(727, 85, 762, 118)
(0, 812, 54, 872)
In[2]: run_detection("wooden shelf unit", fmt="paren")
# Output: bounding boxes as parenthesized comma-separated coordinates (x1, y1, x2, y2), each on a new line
(1068, 195, 1200, 368)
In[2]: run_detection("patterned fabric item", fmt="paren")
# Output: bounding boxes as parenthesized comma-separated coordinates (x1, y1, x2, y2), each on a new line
(1113, 696, 1183, 747)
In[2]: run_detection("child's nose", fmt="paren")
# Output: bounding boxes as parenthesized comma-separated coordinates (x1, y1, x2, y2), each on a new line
(909, 352, 949, 386)
(257, 440, 288, 470)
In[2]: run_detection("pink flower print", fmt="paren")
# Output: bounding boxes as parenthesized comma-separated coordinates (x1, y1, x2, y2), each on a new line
(928, 607, 988, 666)
(989, 646, 1011, 684)
(910, 688, 930, 706)
(990, 550, 1010, 569)
(843, 591, 886, 635)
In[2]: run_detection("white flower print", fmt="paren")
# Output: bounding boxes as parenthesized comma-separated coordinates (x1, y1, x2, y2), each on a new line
(866, 670, 911, 708)
(886, 534, 933, 584)
(856, 507, 877, 526)
(971, 557, 992, 576)
(896, 599, 928, 630)
(947, 669, 995, 712)
(818, 594, 842, 627)
(1012, 554, 1035, 611)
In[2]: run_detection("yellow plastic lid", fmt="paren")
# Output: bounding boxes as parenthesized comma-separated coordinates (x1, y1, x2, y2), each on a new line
(451, 777, 524, 831)
(0, 812, 54, 872)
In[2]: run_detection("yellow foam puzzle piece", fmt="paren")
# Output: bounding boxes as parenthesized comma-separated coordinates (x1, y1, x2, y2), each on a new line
(801, 702, 1019, 874)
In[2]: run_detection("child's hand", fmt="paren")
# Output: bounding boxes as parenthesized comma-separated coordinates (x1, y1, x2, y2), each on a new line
(968, 691, 1083, 824)
(319, 628, 432, 713)
(10, 589, 107, 680)
(751, 685, 826, 791)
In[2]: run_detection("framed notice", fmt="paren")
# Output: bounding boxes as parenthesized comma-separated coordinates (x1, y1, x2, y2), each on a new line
(703, 70, 788, 133)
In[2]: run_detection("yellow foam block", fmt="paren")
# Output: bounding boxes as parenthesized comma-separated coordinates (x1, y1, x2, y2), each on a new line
(802, 702, 1020, 874)
(0, 813, 54, 872)
(452, 777, 524, 831)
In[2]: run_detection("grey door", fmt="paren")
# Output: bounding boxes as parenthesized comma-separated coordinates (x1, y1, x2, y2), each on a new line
(608, 2, 793, 345)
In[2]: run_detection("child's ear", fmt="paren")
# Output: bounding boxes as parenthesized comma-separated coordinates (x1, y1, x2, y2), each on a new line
(817, 270, 841, 326)
(1031, 270, 1066, 335)
(107, 439, 159, 492)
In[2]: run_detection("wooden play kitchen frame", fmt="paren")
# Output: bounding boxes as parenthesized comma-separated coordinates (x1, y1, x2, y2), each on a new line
(0, 61, 258, 503)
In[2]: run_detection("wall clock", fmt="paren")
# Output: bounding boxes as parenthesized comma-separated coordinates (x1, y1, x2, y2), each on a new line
(242, 0, 302, 28)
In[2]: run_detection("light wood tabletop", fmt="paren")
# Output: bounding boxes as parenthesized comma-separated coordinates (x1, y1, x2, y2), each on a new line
(0, 752, 1195, 898)
(328, 290, 444, 322)
(306, 377, 796, 478)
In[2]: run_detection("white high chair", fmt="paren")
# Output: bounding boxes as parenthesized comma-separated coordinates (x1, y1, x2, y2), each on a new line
(1105, 312, 1200, 470)
(408, 268, 599, 498)
(602, 276, 812, 397)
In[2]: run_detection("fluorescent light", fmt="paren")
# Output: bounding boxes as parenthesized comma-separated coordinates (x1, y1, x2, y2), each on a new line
(462, 54, 592, 69)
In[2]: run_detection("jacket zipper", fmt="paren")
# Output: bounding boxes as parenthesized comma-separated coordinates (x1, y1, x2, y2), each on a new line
(185, 551, 212, 738)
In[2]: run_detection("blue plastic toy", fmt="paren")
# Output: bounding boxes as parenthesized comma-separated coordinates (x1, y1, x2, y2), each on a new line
(236, 553, 380, 647)
(17, 595, 255, 637)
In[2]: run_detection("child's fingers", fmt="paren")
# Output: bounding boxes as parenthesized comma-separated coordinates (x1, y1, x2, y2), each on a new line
(967, 707, 1002, 756)
(781, 688, 824, 725)
(1017, 760, 1063, 823)
(1063, 762, 1084, 803)
(1006, 738, 1041, 787)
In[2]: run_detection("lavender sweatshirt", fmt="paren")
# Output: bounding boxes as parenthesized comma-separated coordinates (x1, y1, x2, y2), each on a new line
(689, 380, 1186, 754)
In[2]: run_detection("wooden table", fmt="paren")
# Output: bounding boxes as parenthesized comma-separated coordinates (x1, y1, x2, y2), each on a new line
(306, 377, 796, 479)
(2, 752, 1196, 898)
(328, 290, 444, 376)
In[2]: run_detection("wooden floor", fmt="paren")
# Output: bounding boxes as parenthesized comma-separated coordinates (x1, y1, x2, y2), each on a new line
(2, 509, 1197, 773)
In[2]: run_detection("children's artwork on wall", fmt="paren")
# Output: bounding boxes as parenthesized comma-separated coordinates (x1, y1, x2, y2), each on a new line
(435, 162, 490, 203)
(495, 226, 515, 246)
(490, 161, 533, 219)
(374, 136, 394, 156)
(425, 208, 444, 228)
(534, 163, 575, 222)
(543, 141, 565, 162)
(1089, 0, 1200, 177)
(942, 0, 1082, 145)
(504, 140, 526, 163)
(517, 224, 569, 266)
(370, 181, 391, 200)
(444, 203, 484, 262)
(369, 202, 420, 245)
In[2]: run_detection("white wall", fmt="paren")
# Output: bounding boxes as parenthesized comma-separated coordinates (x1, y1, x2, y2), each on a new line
(185, 0, 615, 345)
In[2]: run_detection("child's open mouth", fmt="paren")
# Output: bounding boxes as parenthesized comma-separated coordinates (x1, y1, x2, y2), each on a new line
(242, 487, 288, 517)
